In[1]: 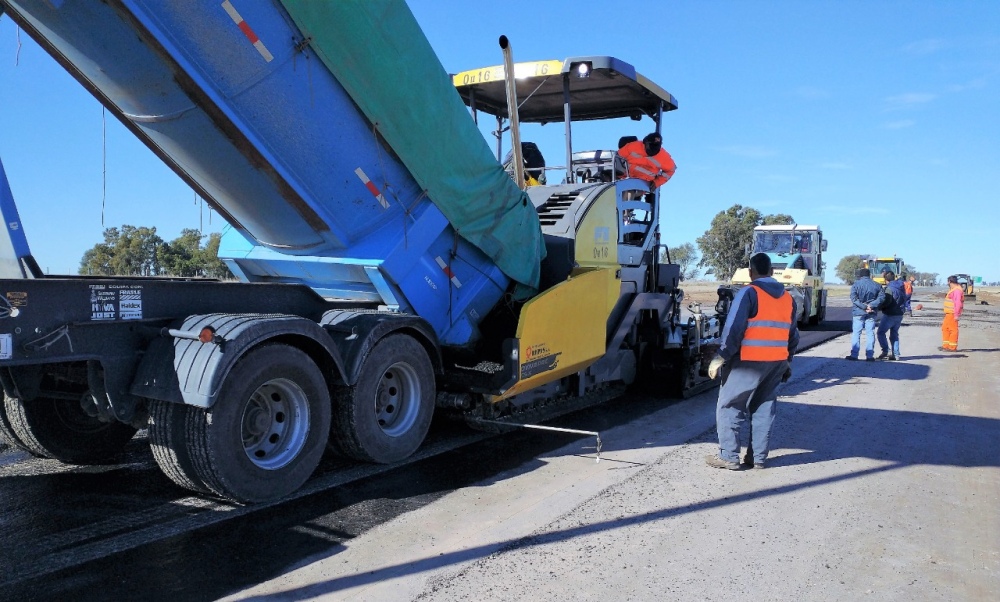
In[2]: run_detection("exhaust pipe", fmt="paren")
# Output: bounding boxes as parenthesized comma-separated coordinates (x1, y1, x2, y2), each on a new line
(499, 35, 525, 189)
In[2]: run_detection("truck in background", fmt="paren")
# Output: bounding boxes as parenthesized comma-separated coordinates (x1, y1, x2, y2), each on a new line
(716, 224, 828, 328)
(0, 1, 718, 503)
(863, 255, 906, 285)
(951, 274, 976, 300)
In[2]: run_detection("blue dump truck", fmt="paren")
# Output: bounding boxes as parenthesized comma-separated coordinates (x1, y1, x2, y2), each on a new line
(0, 1, 719, 502)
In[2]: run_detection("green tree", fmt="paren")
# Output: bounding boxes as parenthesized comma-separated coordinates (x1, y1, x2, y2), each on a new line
(201, 233, 234, 280)
(79, 226, 233, 279)
(78, 225, 165, 276)
(79, 243, 114, 276)
(696, 205, 797, 280)
(835, 254, 866, 284)
(668, 242, 700, 280)
(761, 213, 795, 225)
(158, 228, 205, 277)
(697, 205, 761, 280)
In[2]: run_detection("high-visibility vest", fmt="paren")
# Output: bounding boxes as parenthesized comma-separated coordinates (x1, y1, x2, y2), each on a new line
(618, 141, 676, 187)
(943, 293, 955, 314)
(740, 285, 794, 362)
(903, 281, 913, 295)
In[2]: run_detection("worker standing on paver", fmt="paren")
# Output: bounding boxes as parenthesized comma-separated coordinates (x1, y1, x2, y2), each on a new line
(705, 253, 799, 470)
(940, 275, 965, 352)
(617, 132, 676, 190)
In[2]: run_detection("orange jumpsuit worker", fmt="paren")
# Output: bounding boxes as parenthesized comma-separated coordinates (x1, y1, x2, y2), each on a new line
(940, 275, 964, 351)
(903, 275, 914, 316)
(618, 132, 676, 190)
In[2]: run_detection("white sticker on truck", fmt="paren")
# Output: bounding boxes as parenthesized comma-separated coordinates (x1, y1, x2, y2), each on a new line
(0, 333, 11, 360)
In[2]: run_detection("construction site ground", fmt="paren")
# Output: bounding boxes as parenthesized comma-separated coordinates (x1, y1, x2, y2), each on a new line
(2, 288, 997, 601)
(222, 289, 1000, 602)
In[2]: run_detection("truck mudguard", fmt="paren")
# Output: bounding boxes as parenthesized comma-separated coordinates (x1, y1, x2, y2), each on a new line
(319, 310, 442, 387)
(130, 313, 346, 409)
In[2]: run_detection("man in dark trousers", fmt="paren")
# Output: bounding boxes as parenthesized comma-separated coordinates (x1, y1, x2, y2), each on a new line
(706, 253, 799, 470)
(847, 268, 885, 361)
(876, 270, 906, 360)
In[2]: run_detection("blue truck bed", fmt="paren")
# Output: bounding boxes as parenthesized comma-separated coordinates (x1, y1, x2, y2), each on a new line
(1, 0, 544, 346)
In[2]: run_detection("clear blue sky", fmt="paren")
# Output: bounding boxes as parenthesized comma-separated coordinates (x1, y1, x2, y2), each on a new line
(1, 1, 997, 282)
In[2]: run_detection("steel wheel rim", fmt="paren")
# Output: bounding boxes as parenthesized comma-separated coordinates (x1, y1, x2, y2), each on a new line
(374, 361, 421, 437)
(241, 378, 310, 470)
(48, 394, 106, 435)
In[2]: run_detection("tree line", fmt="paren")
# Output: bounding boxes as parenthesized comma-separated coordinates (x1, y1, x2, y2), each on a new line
(83, 214, 943, 287)
(78, 225, 233, 279)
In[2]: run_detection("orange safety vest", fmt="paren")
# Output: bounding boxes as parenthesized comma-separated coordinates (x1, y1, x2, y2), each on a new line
(903, 281, 913, 295)
(617, 141, 676, 187)
(740, 285, 794, 362)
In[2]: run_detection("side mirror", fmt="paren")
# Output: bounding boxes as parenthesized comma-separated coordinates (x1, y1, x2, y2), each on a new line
(820, 240, 828, 252)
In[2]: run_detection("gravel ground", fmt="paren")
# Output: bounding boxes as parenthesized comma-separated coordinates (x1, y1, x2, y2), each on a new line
(226, 297, 1000, 601)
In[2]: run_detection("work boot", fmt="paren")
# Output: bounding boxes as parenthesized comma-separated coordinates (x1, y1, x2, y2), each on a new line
(705, 455, 741, 470)
(876, 351, 888, 360)
(889, 354, 898, 361)
(752, 462, 765, 470)
(845, 355, 858, 361)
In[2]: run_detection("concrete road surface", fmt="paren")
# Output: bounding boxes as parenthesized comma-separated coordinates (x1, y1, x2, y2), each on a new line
(225, 299, 1000, 602)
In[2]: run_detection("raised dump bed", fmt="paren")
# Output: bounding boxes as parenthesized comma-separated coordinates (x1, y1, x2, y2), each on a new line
(2, 0, 543, 346)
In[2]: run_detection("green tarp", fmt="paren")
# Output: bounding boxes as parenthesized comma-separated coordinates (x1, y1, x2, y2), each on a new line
(278, 0, 544, 293)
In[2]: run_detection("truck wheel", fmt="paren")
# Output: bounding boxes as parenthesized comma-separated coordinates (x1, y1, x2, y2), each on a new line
(170, 345, 331, 504)
(331, 334, 435, 464)
(810, 301, 826, 325)
(0, 396, 33, 455)
(148, 400, 212, 495)
(2, 392, 137, 463)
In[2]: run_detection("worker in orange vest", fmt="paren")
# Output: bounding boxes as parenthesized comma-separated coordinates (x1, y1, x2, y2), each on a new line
(617, 132, 676, 190)
(903, 274, 915, 316)
(940, 275, 964, 351)
(705, 253, 799, 470)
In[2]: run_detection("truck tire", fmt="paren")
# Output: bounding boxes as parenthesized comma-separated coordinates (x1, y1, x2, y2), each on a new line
(330, 333, 435, 464)
(0, 397, 33, 455)
(148, 399, 212, 495)
(810, 300, 826, 325)
(798, 290, 812, 328)
(2, 392, 137, 463)
(164, 345, 331, 503)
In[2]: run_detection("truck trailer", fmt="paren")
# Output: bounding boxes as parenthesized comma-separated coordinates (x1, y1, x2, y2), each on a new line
(0, 0, 719, 503)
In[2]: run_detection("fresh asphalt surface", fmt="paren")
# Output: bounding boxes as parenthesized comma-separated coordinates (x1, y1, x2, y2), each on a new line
(4, 299, 997, 601)
(0, 306, 848, 601)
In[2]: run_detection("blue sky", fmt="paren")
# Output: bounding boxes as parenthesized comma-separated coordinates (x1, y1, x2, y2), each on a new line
(1, 1, 997, 282)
